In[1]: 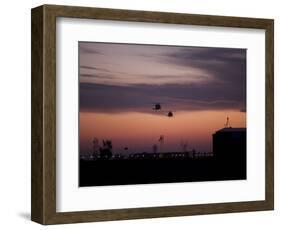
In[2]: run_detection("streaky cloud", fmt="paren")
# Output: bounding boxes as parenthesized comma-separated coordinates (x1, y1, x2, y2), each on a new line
(80, 82, 246, 113)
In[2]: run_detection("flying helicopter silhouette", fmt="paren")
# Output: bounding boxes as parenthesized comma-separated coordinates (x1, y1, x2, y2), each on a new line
(167, 111, 173, 117)
(152, 103, 174, 117)
(152, 103, 161, 111)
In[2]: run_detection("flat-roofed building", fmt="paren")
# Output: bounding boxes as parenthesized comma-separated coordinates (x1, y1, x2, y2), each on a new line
(213, 127, 246, 162)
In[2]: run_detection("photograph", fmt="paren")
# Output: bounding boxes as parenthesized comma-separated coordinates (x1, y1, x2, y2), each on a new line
(78, 42, 247, 186)
(30, 4, 274, 224)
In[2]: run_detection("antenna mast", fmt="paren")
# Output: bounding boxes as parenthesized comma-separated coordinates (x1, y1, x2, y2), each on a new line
(159, 135, 164, 152)
(224, 117, 231, 128)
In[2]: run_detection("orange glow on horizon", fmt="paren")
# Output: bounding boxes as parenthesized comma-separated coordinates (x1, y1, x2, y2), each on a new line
(80, 110, 246, 154)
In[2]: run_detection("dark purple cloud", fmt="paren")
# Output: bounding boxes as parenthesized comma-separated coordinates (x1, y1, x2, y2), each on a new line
(79, 43, 246, 113)
(80, 82, 245, 113)
(164, 47, 246, 86)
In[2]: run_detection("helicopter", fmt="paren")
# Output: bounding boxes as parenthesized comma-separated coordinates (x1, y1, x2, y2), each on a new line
(152, 103, 162, 111)
(167, 111, 173, 117)
(152, 103, 174, 117)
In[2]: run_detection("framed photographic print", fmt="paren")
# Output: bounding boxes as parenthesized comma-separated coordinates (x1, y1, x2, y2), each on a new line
(31, 4, 274, 225)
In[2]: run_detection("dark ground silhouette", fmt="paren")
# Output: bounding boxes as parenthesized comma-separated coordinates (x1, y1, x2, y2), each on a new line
(79, 127, 246, 186)
(79, 155, 246, 186)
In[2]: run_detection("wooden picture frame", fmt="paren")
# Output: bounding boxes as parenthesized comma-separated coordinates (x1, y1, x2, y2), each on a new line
(31, 4, 274, 225)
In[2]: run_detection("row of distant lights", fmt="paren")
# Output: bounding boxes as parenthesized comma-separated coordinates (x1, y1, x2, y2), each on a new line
(128, 153, 189, 158)
(81, 152, 214, 159)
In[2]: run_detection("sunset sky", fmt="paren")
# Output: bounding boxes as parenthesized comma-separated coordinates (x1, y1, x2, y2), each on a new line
(79, 42, 246, 154)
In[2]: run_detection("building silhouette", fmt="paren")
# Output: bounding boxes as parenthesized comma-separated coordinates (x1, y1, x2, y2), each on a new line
(213, 127, 246, 163)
